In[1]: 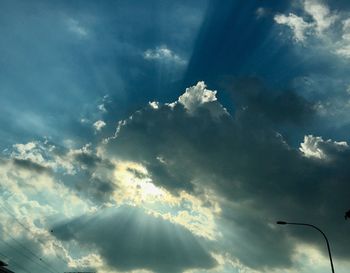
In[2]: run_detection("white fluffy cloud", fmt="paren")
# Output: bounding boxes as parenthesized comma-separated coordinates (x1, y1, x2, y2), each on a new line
(175, 81, 228, 118)
(304, 0, 337, 34)
(274, 13, 311, 42)
(93, 120, 106, 131)
(274, 0, 350, 57)
(299, 134, 348, 159)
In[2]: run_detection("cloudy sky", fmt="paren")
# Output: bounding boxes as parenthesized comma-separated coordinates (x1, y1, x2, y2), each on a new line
(1, 0, 350, 273)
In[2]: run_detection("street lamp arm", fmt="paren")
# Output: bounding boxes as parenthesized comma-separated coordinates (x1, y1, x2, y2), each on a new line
(287, 222, 328, 241)
(279, 222, 335, 273)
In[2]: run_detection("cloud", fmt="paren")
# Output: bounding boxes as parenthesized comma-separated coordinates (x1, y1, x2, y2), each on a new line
(3, 81, 350, 273)
(143, 46, 186, 65)
(0, 141, 124, 273)
(274, 13, 311, 42)
(303, 0, 337, 34)
(6, 140, 116, 204)
(273, 0, 350, 58)
(0, 155, 110, 273)
(255, 7, 270, 19)
(336, 18, 350, 57)
(97, 104, 106, 113)
(230, 77, 315, 126)
(274, 0, 337, 42)
(65, 18, 88, 38)
(9, 140, 74, 174)
(52, 206, 216, 273)
(299, 135, 349, 159)
(103, 81, 350, 271)
(177, 81, 228, 118)
(93, 120, 106, 131)
(12, 158, 50, 174)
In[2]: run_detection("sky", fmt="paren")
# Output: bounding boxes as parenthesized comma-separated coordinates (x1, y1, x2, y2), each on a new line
(1, 0, 350, 273)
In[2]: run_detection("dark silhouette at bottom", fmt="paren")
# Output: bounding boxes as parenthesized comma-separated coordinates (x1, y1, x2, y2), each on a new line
(0, 261, 14, 273)
(345, 210, 350, 220)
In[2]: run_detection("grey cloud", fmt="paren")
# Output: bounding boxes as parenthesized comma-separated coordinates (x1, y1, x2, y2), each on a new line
(103, 82, 350, 270)
(74, 176, 116, 203)
(53, 144, 117, 203)
(73, 152, 102, 169)
(230, 77, 315, 126)
(218, 204, 294, 270)
(8, 139, 116, 204)
(67, 156, 116, 204)
(52, 206, 216, 273)
(12, 158, 50, 174)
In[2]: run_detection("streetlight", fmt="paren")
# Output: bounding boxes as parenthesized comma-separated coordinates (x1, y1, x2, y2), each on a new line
(276, 221, 335, 273)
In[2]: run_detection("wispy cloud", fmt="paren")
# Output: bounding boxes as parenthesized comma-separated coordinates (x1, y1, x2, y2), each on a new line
(143, 46, 187, 65)
(65, 18, 88, 38)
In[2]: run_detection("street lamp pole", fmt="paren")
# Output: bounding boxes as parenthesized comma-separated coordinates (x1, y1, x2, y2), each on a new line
(276, 221, 335, 273)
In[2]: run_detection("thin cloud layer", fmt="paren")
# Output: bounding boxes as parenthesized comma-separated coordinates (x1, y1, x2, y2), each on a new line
(143, 46, 187, 65)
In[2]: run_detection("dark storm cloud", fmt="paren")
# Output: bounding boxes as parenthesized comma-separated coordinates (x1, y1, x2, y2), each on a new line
(52, 206, 216, 273)
(230, 77, 315, 126)
(103, 84, 350, 270)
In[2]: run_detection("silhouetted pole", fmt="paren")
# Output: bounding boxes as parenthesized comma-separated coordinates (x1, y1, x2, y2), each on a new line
(276, 221, 335, 273)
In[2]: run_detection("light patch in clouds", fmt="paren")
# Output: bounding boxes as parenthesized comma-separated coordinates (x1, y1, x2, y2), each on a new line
(149, 101, 160, 109)
(10, 140, 74, 174)
(300, 135, 328, 159)
(66, 18, 88, 38)
(274, 13, 311, 42)
(143, 46, 186, 65)
(303, 0, 337, 34)
(0, 156, 104, 273)
(336, 18, 350, 57)
(66, 253, 103, 271)
(299, 134, 348, 159)
(255, 7, 269, 19)
(93, 120, 106, 131)
(97, 104, 107, 113)
(110, 160, 219, 240)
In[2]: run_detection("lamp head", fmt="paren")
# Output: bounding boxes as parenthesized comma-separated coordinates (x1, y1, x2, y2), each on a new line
(276, 221, 288, 225)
